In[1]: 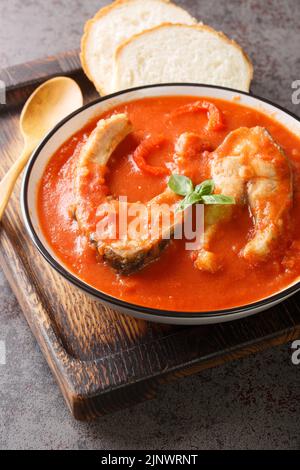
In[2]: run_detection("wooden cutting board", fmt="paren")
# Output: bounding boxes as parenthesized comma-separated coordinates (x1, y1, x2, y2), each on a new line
(0, 51, 300, 421)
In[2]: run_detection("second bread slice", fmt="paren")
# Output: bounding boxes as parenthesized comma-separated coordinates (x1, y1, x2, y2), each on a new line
(114, 23, 253, 92)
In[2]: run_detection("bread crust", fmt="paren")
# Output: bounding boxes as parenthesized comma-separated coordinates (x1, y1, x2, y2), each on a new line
(80, 0, 196, 95)
(114, 23, 254, 92)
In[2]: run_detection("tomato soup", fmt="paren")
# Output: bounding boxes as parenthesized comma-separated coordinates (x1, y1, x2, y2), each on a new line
(37, 96, 300, 312)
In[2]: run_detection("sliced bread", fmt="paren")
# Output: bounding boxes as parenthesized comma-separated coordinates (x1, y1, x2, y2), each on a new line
(114, 23, 253, 92)
(81, 0, 196, 95)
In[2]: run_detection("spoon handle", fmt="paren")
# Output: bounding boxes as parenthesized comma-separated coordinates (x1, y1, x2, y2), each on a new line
(0, 146, 32, 220)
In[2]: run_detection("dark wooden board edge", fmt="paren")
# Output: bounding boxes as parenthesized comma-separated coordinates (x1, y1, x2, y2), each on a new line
(72, 326, 299, 421)
(0, 50, 81, 91)
(1, 50, 300, 420)
(0, 233, 76, 415)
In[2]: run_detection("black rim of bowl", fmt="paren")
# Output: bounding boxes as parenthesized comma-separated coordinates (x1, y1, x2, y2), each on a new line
(21, 83, 300, 320)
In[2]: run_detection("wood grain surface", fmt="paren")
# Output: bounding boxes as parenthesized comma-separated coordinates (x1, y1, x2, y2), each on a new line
(0, 50, 300, 421)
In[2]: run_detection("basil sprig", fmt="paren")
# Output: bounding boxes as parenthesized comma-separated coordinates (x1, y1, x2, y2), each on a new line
(168, 175, 235, 212)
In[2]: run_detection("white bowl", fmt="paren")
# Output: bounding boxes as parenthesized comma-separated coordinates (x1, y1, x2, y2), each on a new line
(21, 84, 300, 325)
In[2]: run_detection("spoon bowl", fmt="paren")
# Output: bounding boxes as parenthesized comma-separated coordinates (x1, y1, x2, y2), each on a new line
(20, 77, 83, 146)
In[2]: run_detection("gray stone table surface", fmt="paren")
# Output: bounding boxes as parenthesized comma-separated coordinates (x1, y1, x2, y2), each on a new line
(0, 0, 300, 450)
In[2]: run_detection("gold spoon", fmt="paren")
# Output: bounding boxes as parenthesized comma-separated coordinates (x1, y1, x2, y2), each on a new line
(0, 76, 83, 220)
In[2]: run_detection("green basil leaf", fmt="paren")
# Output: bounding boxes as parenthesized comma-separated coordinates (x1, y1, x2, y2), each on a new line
(195, 179, 215, 196)
(169, 175, 235, 212)
(168, 174, 194, 196)
(176, 191, 202, 212)
(201, 194, 235, 205)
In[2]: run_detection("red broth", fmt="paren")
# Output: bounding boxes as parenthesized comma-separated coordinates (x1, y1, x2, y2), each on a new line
(37, 96, 300, 312)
